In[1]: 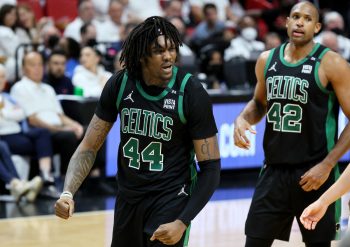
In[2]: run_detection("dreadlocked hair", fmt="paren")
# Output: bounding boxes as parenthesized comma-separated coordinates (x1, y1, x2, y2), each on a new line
(120, 16, 182, 81)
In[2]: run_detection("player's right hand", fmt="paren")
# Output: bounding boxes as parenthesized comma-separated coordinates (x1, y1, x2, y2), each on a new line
(233, 116, 256, 149)
(55, 197, 75, 220)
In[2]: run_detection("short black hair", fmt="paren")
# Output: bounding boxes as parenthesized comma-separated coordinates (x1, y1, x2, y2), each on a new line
(48, 49, 67, 61)
(0, 4, 15, 26)
(290, 1, 320, 22)
(120, 16, 182, 81)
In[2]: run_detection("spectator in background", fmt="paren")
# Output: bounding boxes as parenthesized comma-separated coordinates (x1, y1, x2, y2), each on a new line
(246, 0, 296, 42)
(0, 140, 42, 202)
(72, 46, 112, 98)
(169, 16, 193, 57)
(204, 50, 224, 89)
(0, 64, 59, 198)
(226, 0, 245, 24)
(264, 32, 282, 50)
(189, 0, 228, 23)
(63, 0, 99, 43)
(97, 0, 123, 43)
(91, 0, 109, 22)
(190, 3, 225, 55)
(80, 22, 97, 47)
(314, 11, 350, 61)
(10, 52, 83, 176)
(224, 15, 265, 61)
(58, 37, 81, 79)
(43, 50, 74, 95)
(15, 4, 52, 45)
(0, 4, 20, 82)
(320, 31, 339, 53)
(40, 24, 62, 60)
(127, 0, 163, 21)
(163, 0, 183, 19)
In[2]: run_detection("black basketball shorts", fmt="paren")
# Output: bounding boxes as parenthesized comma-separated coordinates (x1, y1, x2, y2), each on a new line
(111, 185, 191, 247)
(245, 163, 340, 243)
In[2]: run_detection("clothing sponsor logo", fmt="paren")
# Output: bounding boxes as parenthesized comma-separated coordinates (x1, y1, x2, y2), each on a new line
(124, 91, 134, 102)
(163, 98, 175, 110)
(177, 184, 188, 196)
(301, 65, 312, 74)
(268, 61, 277, 72)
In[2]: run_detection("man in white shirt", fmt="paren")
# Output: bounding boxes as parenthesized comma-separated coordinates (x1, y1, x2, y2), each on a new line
(97, 0, 123, 43)
(314, 11, 350, 61)
(11, 52, 84, 176)
(63, 0, 100, 43)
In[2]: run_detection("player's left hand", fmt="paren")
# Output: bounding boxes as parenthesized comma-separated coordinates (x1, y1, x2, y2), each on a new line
(150, 219, 187, 245)
(299, 163, 332, 191)
(300, 199, 328, 230)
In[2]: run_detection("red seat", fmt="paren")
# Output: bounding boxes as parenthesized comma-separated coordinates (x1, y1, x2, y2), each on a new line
(45, 0, 78, 30)
(46, 0, 78, 22)
(245, 0, 274, 10)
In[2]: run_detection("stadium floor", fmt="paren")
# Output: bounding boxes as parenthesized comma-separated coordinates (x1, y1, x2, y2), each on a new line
(0, 169, 347, 247)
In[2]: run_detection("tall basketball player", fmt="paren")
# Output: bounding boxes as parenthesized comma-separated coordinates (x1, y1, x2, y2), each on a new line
(234, 2, 350, 247)
(54, 16, 221, 247)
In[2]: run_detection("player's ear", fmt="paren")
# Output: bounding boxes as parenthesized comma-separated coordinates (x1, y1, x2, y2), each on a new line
(286, 17, 290, 29)
(314, 22, 321, 34)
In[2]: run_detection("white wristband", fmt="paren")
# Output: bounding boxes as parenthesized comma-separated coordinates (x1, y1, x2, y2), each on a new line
(60, 191, 73, 199)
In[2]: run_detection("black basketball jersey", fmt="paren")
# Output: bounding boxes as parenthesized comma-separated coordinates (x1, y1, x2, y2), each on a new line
(263, 43, 339, 165)
(95, 66, 217, 203)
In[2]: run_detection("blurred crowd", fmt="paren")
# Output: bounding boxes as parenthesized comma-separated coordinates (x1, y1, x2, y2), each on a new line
(0, 0, 350, 202)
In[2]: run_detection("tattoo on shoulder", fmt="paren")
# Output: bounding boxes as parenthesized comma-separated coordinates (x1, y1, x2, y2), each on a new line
(86, 115, 113, 150)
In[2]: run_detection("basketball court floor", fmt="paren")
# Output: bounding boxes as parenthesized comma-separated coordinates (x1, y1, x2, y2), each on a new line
(0, 171, 348, 247)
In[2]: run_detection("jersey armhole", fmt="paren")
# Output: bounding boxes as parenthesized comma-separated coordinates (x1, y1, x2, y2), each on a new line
(315, 47, 332, 94)
(263, 48, 276, 79)
(116, 72, 128, 110)
(178, 73, 192, 124)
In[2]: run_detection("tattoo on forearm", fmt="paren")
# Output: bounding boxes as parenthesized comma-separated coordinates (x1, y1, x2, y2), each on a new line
(64, 150, 96, 195)
(86, 115, 113, 150)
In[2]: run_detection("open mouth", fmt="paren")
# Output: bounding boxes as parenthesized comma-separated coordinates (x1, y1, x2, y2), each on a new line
(162, 64, 172, 73)
(292, 30, 304, 37)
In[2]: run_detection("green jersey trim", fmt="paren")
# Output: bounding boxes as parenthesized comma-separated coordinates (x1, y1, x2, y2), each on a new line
(116, 72, 128, 110)
(183, 225, 191, 247)
(264, 48, 276, 78)
(314, 47, 331, 94)
(178, 73, 192, 124)
(279, 43, 320, 67)
(135, 66, 178, 101)
(325, 93, 336, 152)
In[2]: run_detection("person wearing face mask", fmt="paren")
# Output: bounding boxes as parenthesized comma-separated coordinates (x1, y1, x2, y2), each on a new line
(314, 11, 350, 61)
(224, 15, 265, 61)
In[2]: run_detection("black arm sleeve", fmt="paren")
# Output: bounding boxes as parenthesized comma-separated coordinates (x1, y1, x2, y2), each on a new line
(177, 159, 221, 226)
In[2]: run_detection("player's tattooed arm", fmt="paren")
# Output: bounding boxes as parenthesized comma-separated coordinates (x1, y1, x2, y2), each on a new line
(193, 135, 220, 161)
(64, 115, 113, 195)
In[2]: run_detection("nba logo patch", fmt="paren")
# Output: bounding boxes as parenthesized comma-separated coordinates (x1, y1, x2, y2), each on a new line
(301, 65, 312, 74)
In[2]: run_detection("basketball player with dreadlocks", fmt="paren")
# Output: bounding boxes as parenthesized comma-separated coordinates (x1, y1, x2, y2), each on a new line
(54, 16, 221, 247)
